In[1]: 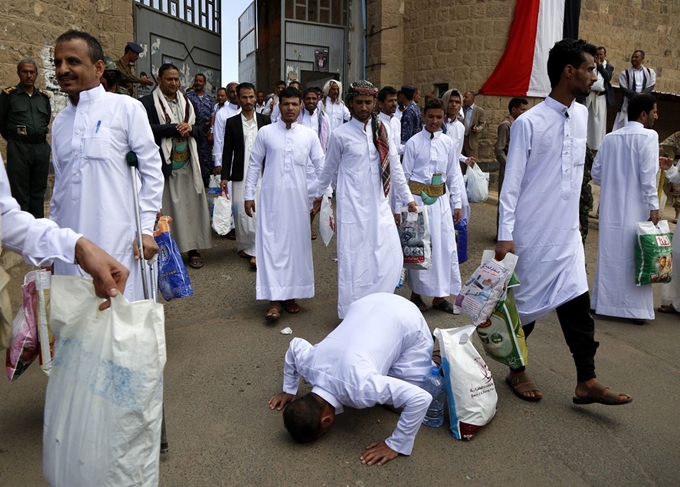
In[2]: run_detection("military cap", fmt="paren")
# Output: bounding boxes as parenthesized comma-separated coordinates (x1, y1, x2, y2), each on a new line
(126, 42, 144, 54)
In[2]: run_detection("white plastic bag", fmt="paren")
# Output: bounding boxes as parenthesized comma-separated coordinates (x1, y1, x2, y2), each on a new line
(212, 190, 233, 236)
(207, 174, 221, 217)
(319, 195, 335, 246)
(466, 164, 489, 203)
(398, 205, 432, 270)
(44, 276, 166, 487)
(434, 325, 497, 440)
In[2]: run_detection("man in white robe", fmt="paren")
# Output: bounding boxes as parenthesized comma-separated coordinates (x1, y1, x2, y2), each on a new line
(592, 94, 660, 324)
(268, 293, 435, 467)
(319, 79, 350, 133)
(244, 87, 324, 320)
(314, 80, 416, 319)
(50, 30, 164, 302)
(658, 154, 680, 314)
(442, 89, 471, 223)
(212, 81, 241, 169)
(496, 39, 632, 406)
(583, 53, 608, 151)
(402, 98, 463, 313)
(612, 50, 656, 131)
(378, 86, 404, 156)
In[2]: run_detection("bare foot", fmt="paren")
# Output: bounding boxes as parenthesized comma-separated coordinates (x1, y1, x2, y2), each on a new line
(506, 370, 543, 401)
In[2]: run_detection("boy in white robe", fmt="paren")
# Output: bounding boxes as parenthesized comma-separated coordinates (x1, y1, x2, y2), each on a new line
(592, 94, 660, 325)
(402, 98, 464, 313)
(268, 293, 435, 467)
(244, 87, 324, 320)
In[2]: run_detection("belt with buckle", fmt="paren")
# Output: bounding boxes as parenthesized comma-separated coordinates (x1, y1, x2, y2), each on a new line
(8, 132, 47, 144)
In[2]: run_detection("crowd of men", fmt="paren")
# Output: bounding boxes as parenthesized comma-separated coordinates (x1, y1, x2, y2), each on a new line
(1, 30, 678, 470)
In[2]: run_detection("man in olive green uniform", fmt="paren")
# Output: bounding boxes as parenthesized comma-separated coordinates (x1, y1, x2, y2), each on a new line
(660, 131, 680, 222)
(0, 58, 52, 218)
(115, 41, 153, 97)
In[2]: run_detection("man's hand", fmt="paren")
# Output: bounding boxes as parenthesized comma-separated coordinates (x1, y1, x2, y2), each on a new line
(465, 157, 476, 167)
(268, 392, 296, 411)
(471, 127, 479, 134)
(213, 165, 222, 175)
(312, 196, 323, 215)
(207, 130, 214, 144)
(245, 200, 256, 217)
(650, 209, 660, 226)
(453, 208, 463, 225)
(394, 213, 401, 225)
(494, 240, 515, 261)
(360, 441, 399, 466)
(75, 237, 129, 311)
(132, 234, 159, 261)
(660, 156, 674, 171)
(407, 201, 418, 213)
(220, 179, 229, 194)
(177, 122, 192, 137)
(142, 78, 154, 87)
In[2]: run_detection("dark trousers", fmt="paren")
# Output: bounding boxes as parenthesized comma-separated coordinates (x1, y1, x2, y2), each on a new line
(511, 291, 599, 383)
(6, 140, 50, 218)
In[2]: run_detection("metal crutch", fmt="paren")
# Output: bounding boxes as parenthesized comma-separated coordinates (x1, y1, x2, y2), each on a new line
(126, 151, 169, 454)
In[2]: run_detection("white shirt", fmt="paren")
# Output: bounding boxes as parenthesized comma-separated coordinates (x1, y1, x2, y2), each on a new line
(322, 96, 350, 132)
(255, 102, 268, 114)
(0, 158, 80, 266)
(499, 96, 588, 324)
(213, 102, 242, 167)
(50, 85, 164, 301)
(379, 111, 404, 155)
(282, 293, 434, 456)
(299, 108, 320, 136)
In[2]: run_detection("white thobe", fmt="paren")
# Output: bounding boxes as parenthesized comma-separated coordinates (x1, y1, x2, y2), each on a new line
(232, 115, 260, 256)
(591, 121, 659, 320)
(444, 119, 471, 221)
(299, 108, 319, 134)
(379, 112, 404, 155)
(213, 102, 241, 167)
(395, 108, 404, 122)
(0, 158, 80, 266)
(499, 97, 588, 325)
(317, 118, 414, 318)
(244, 121, 323, 301)
(403, 130, 463, 297)
(322, 97, 350, 132)
(661, 164, 680, 310)
(584, 71, 607, 150)
(613, 66, 656, 131)
(282, 293, 434, 456)
(51, 85, 164, 302)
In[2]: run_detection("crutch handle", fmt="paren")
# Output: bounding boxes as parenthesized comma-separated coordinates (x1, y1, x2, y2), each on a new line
(126, 151, 139, 168)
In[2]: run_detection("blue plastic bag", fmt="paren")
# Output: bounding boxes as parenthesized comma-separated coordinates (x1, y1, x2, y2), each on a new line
(455, 218, 468, 264)
(154, 217, 193, 301)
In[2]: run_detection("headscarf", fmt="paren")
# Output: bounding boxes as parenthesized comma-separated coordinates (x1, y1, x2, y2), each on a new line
(441, 88, 463, 123)
(322, 79, 343, 100)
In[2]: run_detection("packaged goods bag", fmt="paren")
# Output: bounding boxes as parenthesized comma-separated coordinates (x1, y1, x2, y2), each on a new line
(154, 216, 193, 301)
(398, 206, 432, 270)
(434, 325, 497, 440)
(44, 276, 166, 487)
(455, 250, 518, 324)
(465, 164, 489, 203)
(454, 217, 468, 264)
(475, 272, 528, 368)
(635, 220, 673, 285)
(212, 190, 233, 236)
(207, 174, 221, 217)
(319, 194, 336, 246)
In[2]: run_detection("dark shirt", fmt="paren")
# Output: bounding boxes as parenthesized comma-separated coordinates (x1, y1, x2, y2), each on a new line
(400, 101, 422, 144)
(186, 91, 215, 125)
(0, 84, 51, 140)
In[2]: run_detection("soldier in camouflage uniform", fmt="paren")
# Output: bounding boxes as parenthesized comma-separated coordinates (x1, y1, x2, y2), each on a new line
(660, 131, 680, 222)
(579, 147, 594, 245)
(0, 58, 52, 218)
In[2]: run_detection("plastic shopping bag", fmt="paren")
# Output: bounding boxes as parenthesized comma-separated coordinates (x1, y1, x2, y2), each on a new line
(398, 206, 432, 270)
(155, 216, 193, 301)
(207, 174, 221, 216)
(455, 250, 518, 324)
(319, 194, 336, 246)
(43, 276, 166, 487)
(466, 164, 489, 203)
(434, 325, 497, 440)
(476, 272, 528, 368)
(212, 190, 233, 236)
(635, 220, 673, 285)
(454, 217, 468, 264)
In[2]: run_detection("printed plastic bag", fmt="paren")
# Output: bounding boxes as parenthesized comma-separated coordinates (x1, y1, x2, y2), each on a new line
(434, 325, 497, 440)
(466, 164, 489, 203)
(476, 272, 528, 368)
(455, 217, 468, 264)
(155, 216, 194, 301)
(43, 276, 165, 487)
(455, 250, 518, 324)
(212, 190, 233, 236)
(207, 174, 222, 217)
(398, 205, 432, 270)
(319, 194, 336, 246)
(635, 220, 673, 285)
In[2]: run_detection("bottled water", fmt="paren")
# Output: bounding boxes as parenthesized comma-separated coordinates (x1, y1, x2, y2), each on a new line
(422, 366, 445, 427)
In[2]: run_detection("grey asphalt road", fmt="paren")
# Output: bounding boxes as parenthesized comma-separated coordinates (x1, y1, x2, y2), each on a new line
(1, 196, 679, 487)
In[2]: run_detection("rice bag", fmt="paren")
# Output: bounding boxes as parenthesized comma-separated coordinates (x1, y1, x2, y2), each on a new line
(398, 206, 432, 270)
(635, 220, 673, 285)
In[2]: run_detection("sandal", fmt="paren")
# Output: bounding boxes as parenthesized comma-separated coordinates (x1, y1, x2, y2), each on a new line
(265, 303, 282, 321)
(249, 257, 257, 270)
(411, 295, 429, 312)
(432, 299, 454, 314)
(311, 230, 317, 241)
(188, 252, 204, 269)
(658, 304, 680, 314)
(238, 250, 249, 258)
(282, 299, 300, 314)
(573, 382, 632, 406)
(505, 373, 542, 402)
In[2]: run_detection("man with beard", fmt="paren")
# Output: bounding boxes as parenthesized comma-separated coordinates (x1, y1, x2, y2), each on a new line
(115, 41, 153, 96)
(613, 50, 656, 131)
(314, 80, 415, 319)
(187, 73, 215, 187)
(496, 39, 632, 406)
(268, 80, 287, 122)
(320, 79, 350, 132)
(255, 90, 268, 114)
(213, 82, 241, 172)
(377, 86, 403, 156)
(50, 30, 164, 300)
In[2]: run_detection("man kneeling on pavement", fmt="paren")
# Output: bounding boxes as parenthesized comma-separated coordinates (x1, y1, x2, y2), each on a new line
(268, 293, 436, 466)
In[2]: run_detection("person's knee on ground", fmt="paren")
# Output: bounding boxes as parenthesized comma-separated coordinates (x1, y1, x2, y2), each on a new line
(283, 393, 335, 443)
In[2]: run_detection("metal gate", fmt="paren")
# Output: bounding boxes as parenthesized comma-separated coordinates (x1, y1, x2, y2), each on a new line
(134, 0, 221, 97)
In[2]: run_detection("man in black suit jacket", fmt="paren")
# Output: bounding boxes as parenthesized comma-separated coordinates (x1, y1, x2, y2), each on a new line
(219, 82, 271, 266)
(597, 46, 615, 107)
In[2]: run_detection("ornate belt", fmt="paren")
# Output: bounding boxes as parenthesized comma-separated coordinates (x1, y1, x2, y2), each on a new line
(408, 181, 446, 198)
